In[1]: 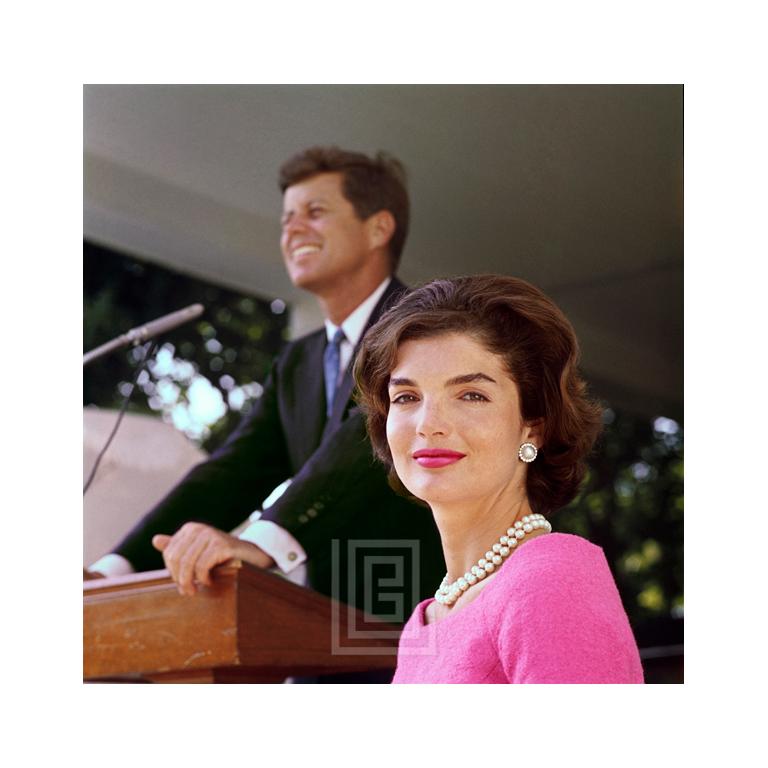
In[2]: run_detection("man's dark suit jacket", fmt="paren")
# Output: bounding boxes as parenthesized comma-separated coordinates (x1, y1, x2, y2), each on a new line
(114, 277, 444, 623)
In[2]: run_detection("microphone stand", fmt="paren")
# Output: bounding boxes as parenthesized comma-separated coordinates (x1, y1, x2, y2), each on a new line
(83, 304, 204, 367)
(82, 303, 204, 496)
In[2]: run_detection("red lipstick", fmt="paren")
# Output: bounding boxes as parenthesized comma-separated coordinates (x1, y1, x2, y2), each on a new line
(412, 449, 466, 468)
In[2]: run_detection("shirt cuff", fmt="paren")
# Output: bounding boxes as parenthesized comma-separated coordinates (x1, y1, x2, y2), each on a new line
(238, 515, 307, 574)
(88, 553, 135, 577)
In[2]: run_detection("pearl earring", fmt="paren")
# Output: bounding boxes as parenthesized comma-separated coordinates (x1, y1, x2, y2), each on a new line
(518, 442, 538, 463)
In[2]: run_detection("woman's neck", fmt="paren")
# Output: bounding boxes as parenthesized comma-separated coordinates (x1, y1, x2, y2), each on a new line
(432, 490, 534, 582)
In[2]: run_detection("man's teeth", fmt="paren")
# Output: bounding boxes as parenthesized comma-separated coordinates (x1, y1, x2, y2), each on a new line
(293, 245, 320, 257)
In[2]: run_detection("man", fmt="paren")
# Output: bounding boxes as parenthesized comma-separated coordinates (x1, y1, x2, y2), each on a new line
(87, 146, 444, 641)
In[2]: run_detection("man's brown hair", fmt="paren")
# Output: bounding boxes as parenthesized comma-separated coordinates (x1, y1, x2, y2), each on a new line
(279, 146, 410, 270)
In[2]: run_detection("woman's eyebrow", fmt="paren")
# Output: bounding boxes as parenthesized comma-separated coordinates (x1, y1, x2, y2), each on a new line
(389, 376, 416, 388)
(388, 372, 497, 388)
(446, 372, 497, 386)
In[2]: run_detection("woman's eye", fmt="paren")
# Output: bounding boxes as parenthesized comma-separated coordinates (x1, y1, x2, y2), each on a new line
(391, 393, 418, 405)
(461, 391, 489, 402)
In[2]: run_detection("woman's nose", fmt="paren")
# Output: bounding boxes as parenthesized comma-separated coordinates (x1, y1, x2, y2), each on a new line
(416, 399, 450, 437)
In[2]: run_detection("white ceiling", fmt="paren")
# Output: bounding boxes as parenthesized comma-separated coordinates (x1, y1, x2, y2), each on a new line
(84, 84, 683, 419)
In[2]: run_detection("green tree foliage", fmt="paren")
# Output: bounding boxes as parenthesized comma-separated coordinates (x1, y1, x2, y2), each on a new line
(557, 409, 683, 638)
(84, 241, 288, 452)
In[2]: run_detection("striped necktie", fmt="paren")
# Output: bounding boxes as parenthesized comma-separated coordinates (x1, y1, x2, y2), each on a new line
(323, 327, 346, 417)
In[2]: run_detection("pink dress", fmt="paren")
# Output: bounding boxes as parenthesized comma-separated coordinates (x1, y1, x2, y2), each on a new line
(393, 533, 644, 683)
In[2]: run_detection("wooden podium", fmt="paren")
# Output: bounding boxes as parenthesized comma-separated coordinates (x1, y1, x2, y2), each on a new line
(84, 560, 400, 683)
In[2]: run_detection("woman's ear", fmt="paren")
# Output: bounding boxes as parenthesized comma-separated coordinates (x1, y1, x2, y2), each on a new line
(522, 418, 545, 448)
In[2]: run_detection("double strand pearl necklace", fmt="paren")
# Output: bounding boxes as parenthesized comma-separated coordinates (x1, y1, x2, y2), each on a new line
(435, 513, 552, 606)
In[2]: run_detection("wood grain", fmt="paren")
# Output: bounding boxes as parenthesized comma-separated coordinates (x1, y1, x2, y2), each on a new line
(84, 560, 399, 683)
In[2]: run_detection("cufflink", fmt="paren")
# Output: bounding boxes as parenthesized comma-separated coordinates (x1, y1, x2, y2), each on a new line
(287, 552, 297, 562)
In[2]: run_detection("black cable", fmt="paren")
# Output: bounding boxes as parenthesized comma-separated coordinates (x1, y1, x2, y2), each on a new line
(83, 340, 159, 496)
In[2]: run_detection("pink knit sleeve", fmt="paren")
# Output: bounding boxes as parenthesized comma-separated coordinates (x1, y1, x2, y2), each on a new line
(485, 534, 644, 684)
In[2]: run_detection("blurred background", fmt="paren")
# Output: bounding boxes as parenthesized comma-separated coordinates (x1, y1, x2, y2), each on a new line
(83, 84, 682, 682)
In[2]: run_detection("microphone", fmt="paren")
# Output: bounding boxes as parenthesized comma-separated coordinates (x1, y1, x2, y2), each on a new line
(83, 303, 205, 367)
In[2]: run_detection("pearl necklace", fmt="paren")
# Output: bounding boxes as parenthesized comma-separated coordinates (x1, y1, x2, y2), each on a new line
(435, 513, 552, 606)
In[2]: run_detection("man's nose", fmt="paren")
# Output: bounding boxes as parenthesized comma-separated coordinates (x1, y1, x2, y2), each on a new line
(282, 214, 309, 239)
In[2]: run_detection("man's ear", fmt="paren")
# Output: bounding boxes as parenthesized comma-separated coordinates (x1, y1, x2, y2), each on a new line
(366, 210, 396, 251)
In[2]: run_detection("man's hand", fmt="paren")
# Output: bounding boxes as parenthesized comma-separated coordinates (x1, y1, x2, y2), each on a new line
(152, 522, 276, 595)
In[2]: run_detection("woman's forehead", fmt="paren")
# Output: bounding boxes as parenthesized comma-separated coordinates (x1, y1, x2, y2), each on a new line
(392, 332, 509, 376)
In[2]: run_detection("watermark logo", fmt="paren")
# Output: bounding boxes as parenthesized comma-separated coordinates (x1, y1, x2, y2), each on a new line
(330, 539, 435, 656)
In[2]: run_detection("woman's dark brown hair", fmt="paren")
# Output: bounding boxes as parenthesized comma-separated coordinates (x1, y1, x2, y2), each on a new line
(354, 274, 604, 515)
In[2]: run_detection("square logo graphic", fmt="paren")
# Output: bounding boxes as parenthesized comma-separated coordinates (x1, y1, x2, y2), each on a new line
(330, 538, 436, 656)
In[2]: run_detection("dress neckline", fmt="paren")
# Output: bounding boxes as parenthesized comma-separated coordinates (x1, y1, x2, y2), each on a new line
(417, 531, 560, 629)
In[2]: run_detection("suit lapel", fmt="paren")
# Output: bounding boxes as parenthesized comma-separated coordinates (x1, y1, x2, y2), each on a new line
(293, 330, 328, 460)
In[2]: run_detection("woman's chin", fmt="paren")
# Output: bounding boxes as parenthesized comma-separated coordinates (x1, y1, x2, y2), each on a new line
(401, 476, 473, 509)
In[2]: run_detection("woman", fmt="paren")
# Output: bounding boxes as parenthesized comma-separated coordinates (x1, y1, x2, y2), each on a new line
(355, 275, 643, 683)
